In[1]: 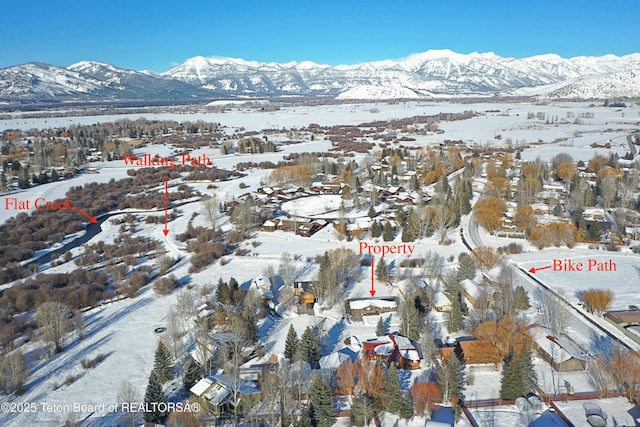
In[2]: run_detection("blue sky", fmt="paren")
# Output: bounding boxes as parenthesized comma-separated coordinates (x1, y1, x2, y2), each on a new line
(2, 0, 638, 72)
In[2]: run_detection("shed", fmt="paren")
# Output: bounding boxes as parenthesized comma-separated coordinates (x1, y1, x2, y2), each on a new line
(433, 291, 452, 312)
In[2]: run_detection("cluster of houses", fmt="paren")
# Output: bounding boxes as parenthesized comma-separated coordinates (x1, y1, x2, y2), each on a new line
(234, 167, 435, 238)
(260, 216, 329, 237)
(188, 270, 601, 419)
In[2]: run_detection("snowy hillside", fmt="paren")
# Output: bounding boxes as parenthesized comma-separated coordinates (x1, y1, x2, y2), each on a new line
(1, 50, 640, 101)
(546, 69, 640, 99)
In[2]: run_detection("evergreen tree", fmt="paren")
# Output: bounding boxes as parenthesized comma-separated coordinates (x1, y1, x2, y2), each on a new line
(383, 221, 394, 242)
(398, 391, 414, 419)
(438, 354, 465, 403)
(454, 177, 473, 216)
(301, 326, 321, 367)
(587, 220, 601, 242)
(400, 298, 420, 342)
(284, 324, 300, 362)
(144, 370, 168, 424)
(401, 225, 415, 242)
(216, 278, 230, 304)
(153, 340, 174, 383)
(229, 277, 240, 302)
(368, 204, 376, 219)
(316, 251, 336, 304)
(414, 292, 430, 315)
(457, 253, 476, 282)
(375, 317, 387, 336)
(384, 364, 404, 414)
(294, 408, 313, 427)
(242, 308, 258, 344)
(405, 208, 421, 239)
(514, 286, 530, 310)
(435, 176, 451, 203)
(309, 374, 335, 427)
(51, 168, 59, 182)
(447, 294, 464, 334)
(395, 206, 405, 224)
(375, 257, 389, 282)
(500, 349, 537, 400)
(371, 220, 382, 238)
(183, 357, 201, 392)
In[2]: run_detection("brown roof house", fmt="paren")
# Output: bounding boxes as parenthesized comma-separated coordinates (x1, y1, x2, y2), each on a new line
(439, 339, 502, 365)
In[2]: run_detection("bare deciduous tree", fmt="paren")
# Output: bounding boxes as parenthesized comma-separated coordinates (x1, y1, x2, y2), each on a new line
(261, 361, 295, 426)
(435, 205, 458, 245)
(600, 175, 617, 209)
(201, 194, 219, 229)
(37, 301, 70, 354)
(73, 310, 85, 341)
(278, 252, 298, 288)
(424, 250, 444, 285)
(535, 288, 568, 336)
(471, 246, 501, 274)
(117, 379, 141, 427)
(277, 286, 298, 312)
(164, 310, 186, 366)
(586, 357, 614, 398)
(0, 350, 29, 394)
(496, 266, 517, 318)
(175, 288, 196, 322)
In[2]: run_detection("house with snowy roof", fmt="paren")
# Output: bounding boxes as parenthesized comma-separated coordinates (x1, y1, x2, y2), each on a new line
(363, 333, 421, 369)
(460, 279, 482, 307)
(433, 291, 452, 312)
(529, 324, 589, 371)
(345, 297, 399, 321)
(190, 373, 260, 416)
(246, 276, 274, 299)
(296, 219, 328, 237)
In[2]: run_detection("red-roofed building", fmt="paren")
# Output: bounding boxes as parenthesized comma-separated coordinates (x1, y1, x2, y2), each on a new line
(363, 333, 421, 369)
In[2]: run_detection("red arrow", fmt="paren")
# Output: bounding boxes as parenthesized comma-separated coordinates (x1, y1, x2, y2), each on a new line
(75, 207, 97, 223)
(163, 175, 169, 236)
(370, 258, 376, 297)
(528, 265, 551, 274)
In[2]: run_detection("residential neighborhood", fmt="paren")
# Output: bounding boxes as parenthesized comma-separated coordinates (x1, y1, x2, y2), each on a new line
(0, 98, 640, 427)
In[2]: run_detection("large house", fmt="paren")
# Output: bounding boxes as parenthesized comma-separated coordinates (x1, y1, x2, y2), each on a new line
(345, 297, 399, 321)
(190, 374, 260, 416)
(363, 333, 421, 369)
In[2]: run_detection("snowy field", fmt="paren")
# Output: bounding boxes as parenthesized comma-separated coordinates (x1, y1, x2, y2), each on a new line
(513, 249, 640, 311)
(2, 101, 639, 154)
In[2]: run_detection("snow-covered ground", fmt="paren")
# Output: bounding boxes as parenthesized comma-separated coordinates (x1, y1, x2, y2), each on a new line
(1, 100, 640, 426)
(552, 397, 639, 427)
(468, 406, 568, 427)
(513, 249, 640, 311)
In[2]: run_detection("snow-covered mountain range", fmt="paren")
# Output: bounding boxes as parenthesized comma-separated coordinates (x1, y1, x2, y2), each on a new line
(2, 50, 639, 102)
